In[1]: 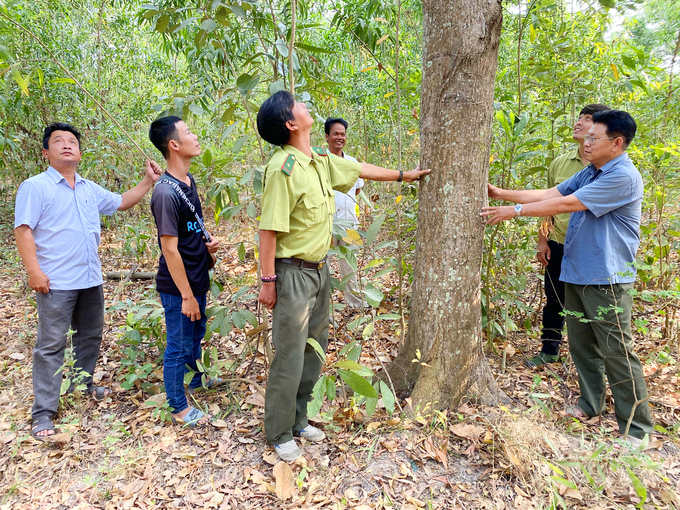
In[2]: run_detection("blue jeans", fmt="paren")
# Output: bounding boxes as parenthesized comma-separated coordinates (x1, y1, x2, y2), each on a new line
(160, 292, 207, 414)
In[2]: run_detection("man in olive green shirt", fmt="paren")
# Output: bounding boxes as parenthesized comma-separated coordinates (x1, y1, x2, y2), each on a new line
(527, 103, 611, 368)
(256, 90, 429, 461)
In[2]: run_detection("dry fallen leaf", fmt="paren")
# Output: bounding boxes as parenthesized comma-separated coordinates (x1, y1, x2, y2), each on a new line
(564, 488, 582, 500)
(9, 352, 25, 360)
(273, 461, 294, 501)
(212, 419, 228, 428)
(449, 423, 486, 440)
(263, 451, 278, 466)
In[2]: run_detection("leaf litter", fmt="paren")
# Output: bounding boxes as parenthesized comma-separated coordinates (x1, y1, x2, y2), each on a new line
(0, 222, 679, 509)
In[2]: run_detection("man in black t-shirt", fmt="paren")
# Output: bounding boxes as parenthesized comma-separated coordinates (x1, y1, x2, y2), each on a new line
(149, 116, 220, 427)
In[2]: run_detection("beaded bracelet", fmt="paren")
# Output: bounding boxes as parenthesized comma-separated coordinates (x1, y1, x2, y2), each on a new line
(261, 275, 277, 283)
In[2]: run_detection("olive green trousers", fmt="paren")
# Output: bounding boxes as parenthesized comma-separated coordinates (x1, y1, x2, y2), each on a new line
(264, 261, 330, 445)
(565, 282, 653, 439)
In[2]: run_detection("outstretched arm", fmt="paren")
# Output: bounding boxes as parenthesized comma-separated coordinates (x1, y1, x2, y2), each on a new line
(359, 163, 430, 182)
(487, 183, 563, 204)
(118, 160, 162, 211)
(481, 195, 586, 225)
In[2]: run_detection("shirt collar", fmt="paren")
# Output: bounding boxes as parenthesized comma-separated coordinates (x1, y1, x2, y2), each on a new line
(598, 152, 629, 173)
(568, 146, 584, 165)
(46, 165, 83, 185)
(282, 144, 313, 168)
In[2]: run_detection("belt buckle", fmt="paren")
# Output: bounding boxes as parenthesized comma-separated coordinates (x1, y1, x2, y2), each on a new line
(317, 261, 325, 269)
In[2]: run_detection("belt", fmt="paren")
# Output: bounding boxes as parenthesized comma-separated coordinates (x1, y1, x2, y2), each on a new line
(276, 257, 326, 269)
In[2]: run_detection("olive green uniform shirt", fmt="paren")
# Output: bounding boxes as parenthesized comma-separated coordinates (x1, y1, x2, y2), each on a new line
(259, 144, 362, 262)
(548, 147, 587, 244)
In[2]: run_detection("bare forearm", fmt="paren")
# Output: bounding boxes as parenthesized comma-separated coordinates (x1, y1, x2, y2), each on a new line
(359, 163, 400, 181)
(119, 176, 154, 211)
(495, 188, 553, 204)
(522, 196, 586, 217)
(14, 226, 41, 274)
(160, 238, 193, 298)
(259, 230, 277, 276)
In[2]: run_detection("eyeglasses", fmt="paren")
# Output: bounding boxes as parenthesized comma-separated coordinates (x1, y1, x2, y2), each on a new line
(584, 135, 618, 144)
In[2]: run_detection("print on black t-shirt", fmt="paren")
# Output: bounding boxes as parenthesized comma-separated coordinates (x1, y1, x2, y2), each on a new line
(150, 172, 211, 297)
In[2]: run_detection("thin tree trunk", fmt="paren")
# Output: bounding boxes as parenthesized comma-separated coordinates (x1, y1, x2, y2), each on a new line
(388, 0, 507, 408)
(288, 0, 297, 93)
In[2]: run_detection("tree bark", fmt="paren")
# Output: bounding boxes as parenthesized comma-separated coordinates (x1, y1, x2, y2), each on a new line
(388, 0, 507, 408)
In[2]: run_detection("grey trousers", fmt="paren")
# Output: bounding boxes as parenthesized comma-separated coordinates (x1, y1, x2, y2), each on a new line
(33, 285, 105, 419)
(265, 261, 330, 445)
(565, 282, 653, 439)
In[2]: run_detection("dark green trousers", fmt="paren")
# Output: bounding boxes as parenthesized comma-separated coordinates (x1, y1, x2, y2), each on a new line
(264, 261, 330, 445)
(565, 282, 653, 439)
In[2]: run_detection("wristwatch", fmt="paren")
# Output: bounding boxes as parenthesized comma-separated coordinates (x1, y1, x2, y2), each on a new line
(514, 204, 523, 217)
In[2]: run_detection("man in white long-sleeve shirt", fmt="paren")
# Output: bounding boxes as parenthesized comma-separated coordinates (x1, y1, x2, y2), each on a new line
(325, 117, 366, 309)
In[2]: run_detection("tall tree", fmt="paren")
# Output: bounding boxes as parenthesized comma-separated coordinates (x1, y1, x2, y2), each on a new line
(388, 0, 506, 407)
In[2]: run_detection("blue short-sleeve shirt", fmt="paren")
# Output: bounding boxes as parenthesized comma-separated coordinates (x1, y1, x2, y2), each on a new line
(556, 153, 643, 285)
(14, 166, 122, 290)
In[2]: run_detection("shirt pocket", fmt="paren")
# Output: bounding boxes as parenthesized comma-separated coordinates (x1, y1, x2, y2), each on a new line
(302, 193, 327, 227)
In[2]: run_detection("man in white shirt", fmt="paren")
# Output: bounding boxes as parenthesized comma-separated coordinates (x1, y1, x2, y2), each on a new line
(325, 117, 366, 309)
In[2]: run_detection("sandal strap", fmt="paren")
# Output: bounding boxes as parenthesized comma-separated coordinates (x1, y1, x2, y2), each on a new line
(32, 415, 55, 434)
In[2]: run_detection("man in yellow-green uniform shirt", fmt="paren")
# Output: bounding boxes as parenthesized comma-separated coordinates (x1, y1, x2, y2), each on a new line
(256, 90, 429, 461)
(526, 104, 611, 368)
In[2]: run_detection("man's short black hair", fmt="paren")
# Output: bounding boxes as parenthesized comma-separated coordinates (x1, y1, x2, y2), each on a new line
(257, 90, 295, 146)
(579, 104, 611, 116)
(149, 115, 182, 159)
(325, 117, 348, 135)
(592, 109, 637, 147)
(43, 122, 81, 150)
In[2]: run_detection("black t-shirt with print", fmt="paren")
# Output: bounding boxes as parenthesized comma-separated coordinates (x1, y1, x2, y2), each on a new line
(150, 172, 211, 297)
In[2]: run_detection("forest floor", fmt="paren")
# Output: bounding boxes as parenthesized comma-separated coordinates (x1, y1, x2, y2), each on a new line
(1, 211, 680, 510)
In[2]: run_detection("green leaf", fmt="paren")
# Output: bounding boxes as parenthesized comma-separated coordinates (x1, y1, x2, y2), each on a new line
(237, 73, 259, 95)
(201, 19, 217, 32)
(363, 287, 384, 308)
(269, 79, 284, 95)
(365, 213, 386, 245)
(155, 14, 169, 33)
(362, 322, 374, 340)
(216, 6, 229, 25)
(306, 338, 326, 363)
(625, 468, 647, 507)
(231, 310, 247, 330)
(325, 375, 336, 400)
(240, 309, 258, 327)
(202, 149, 212, 166)
(338, 369, 377, 398)
(549, 476, 577, 490)
(237, 242, 246, 260)
(365, 396, 378, 416)
(380, 381, 395, 414)
(334, 360, 364, 370)
(219, 315, 232, 336)
(307, 377, 325, 418)
(295, 42, 334, 54)
(232, 134, 249, 153)
(222, 103, 237, 123)
(188, 103, 205, 116)
(229, 4, 246, 17)
(375, 313, 401, 320)
(598, 0, 616, 8)
(275, 39, 289, 58)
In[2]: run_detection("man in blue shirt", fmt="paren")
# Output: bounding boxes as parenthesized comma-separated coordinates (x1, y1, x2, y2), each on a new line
(481, 110, 653, 442)
(14, 122, 162, 438)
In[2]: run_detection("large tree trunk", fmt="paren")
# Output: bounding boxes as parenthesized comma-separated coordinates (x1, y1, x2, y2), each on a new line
(388, 0, 506, 408)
